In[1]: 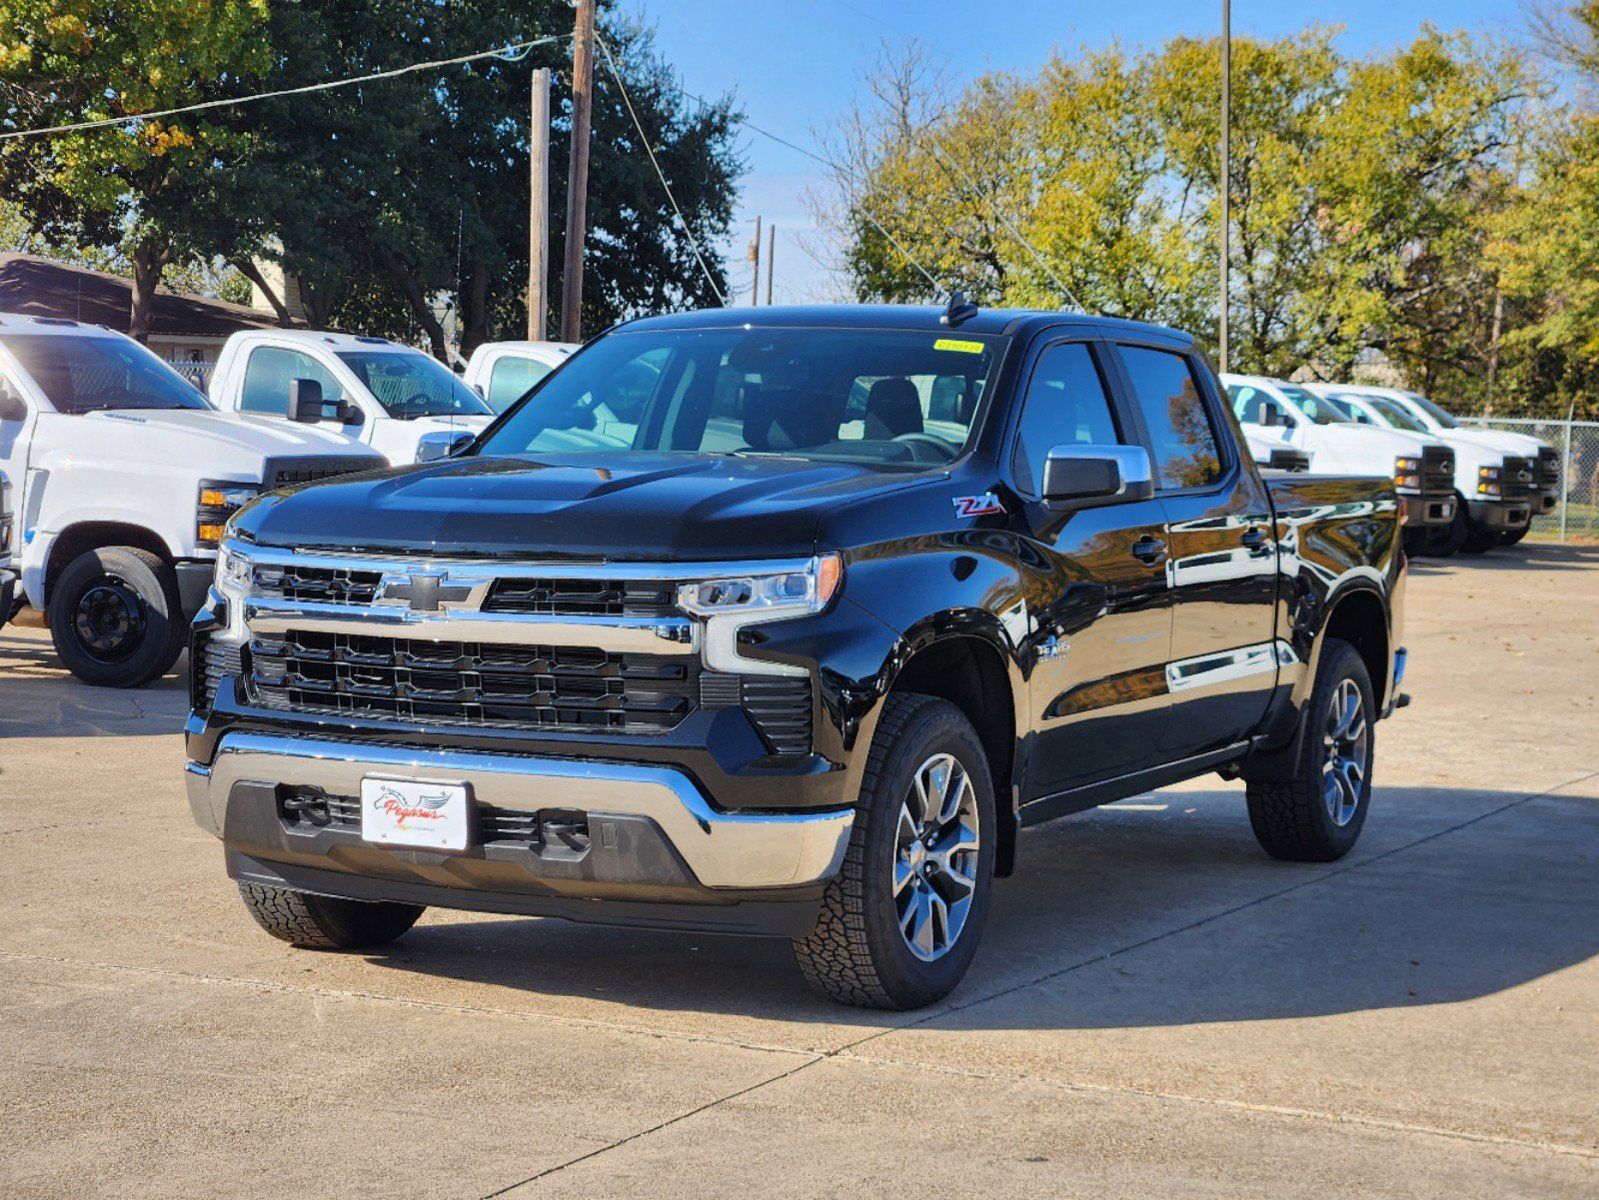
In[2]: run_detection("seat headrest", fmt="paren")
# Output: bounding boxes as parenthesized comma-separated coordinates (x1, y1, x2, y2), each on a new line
(743, 384, 839, 451)
(864, 378, 923, 440)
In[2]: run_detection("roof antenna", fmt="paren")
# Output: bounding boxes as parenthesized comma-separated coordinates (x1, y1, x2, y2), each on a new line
(940, 291, 979, 328)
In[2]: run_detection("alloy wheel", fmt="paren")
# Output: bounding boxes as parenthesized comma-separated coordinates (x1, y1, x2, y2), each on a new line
(1321, 679, 1368, 827)
(893, 752, 981, 962)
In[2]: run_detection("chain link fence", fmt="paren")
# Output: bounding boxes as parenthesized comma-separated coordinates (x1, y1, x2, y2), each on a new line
(1458, 416, 1599, 543)
(169, 361, 214, 392)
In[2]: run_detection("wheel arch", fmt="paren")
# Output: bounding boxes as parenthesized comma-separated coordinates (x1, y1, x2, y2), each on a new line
(44, 521, 175, 604)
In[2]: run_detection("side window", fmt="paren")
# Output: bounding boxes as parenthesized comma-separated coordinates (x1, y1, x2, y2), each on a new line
(486, 355, 553, 413)
(1228, 384, 1268, 424)
(1118, 346, 1223, 490)
(1011, 342, 1120, 495)
(240, 347, 344, 417)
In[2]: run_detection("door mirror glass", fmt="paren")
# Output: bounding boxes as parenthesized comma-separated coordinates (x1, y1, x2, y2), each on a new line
(1042, 444, 1154, 508)
(288, 378, 325, 423)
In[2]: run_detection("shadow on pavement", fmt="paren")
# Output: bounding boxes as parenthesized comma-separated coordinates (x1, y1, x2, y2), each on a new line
(0, 628, 187, 738)
(357, 785, 1598, 1030)
(1409, 541, 1599, 574)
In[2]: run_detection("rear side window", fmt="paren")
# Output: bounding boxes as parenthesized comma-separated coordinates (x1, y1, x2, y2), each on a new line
(240, 347, 344, 416)
(1118, 347, 1223, 490)
(486, 355, 555, 414)
(1011, 342, 1121, 495)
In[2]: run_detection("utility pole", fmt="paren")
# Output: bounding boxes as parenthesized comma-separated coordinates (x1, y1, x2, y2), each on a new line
(1219, 0, 1231, 373)
(749, 215, 762, 305)
(560, 0, 596, 343)
(766, 223, 776, 305)
(527, 67, 551, 341)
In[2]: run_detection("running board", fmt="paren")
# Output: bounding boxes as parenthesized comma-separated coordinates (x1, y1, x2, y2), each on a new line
(1019, 742, 1252, 828)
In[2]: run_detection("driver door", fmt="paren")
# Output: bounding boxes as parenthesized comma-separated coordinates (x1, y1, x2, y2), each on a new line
(237, 345, 368, 445)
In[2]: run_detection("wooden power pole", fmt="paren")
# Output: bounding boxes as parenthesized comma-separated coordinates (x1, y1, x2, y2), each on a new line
(560, 0, 597, 343)
(765, 224, 776, 305)
(749, 216, 762, 306)
(527, 67, 551, 342)
(1219, 0, 1231, 373)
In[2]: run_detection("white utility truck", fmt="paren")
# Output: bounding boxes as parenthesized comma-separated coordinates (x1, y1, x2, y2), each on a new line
(462, 339, 578, 414)
(1309, 383, 1555, 548)
(1220, 374, 1458, 552)
(0, 471, 14, 633)
(0, 314, 381, 686)
(209, 330, 496, 463)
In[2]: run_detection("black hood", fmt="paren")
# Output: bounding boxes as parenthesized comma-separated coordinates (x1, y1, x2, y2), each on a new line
(234, 452, 933, 561)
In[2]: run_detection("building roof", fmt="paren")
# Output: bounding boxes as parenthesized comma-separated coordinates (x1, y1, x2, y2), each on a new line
(0, 252, 289, 339)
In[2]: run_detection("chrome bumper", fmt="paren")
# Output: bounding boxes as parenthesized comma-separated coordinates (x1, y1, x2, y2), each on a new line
(186, 733, 853, 891)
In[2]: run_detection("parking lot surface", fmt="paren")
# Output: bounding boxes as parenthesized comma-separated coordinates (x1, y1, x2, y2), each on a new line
(2, 544, 1597, 1198)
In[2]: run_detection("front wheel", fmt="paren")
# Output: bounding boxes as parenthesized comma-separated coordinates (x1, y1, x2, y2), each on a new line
(793, 694, 996, 1010)
(1500, 525, 1531, 547)
(237, 883, 425, 950)
(1246, 638, 1375, 862)
(47, 546, 186, 688)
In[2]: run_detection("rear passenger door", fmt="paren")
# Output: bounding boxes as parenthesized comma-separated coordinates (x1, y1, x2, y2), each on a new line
(1107, 342, 1279, 761)
(1010, 336, 1174, 796)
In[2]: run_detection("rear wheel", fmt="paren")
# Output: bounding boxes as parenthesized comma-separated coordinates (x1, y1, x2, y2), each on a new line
(237, 883, 425, 950)
(792, 693, 996, 1010)
(1246, 638, 1375, 862)
(47, 546, 185, 688)
(1460, 519, 1501, 554)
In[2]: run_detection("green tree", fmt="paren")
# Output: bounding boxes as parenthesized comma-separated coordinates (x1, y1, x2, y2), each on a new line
(0, 0, 272, 339)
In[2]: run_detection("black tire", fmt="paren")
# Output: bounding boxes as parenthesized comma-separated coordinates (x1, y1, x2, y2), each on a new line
(1246, 638, 1375, 862)
(1402, 527, 1433, 559)
(237, 883, 424, 950)
(1460, 519, 1500, 554)
(1499, 525, 1530, 547)
(792, 693, 996, 1010)
(47, 546, 186, 688)
(1425, 495, 1468, 558)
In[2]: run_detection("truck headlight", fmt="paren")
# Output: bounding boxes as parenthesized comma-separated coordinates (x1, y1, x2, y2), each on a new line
(1477, 466, 1501, 497)
(197, 481, 260, 548)
(1393, 456, 1422, 491)
(213, 542, 252, 643)
(678, 555, 843, 677)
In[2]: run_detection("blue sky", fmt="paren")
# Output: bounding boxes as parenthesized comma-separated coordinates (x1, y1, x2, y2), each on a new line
(634, 0, 1529, 303)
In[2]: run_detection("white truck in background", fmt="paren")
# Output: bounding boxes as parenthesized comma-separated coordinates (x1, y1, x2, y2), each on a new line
(1309, 384, 1556, 548)
(209, 330, 496, 463)
(0, 471, 15, 633)
(0, 314, 382, 687)
(462, 339, 578, 414)
(1220, 374, 1457, 552)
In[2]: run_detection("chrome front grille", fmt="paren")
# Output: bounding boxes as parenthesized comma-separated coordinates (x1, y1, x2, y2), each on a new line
(255, 563, 384, 605)
(482, 577, 677, 618)
(247, 631, 697, 732)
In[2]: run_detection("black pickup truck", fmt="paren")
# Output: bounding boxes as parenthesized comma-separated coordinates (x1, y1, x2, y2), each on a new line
(186, 305, 1407, 1010)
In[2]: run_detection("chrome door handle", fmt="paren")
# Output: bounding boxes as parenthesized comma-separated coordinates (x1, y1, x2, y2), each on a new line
(1240, 527, 1272, 557)
(1130, 535, 1167, 565)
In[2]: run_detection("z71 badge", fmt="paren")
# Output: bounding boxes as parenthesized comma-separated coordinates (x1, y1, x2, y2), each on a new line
(953, 492, 1005, 519)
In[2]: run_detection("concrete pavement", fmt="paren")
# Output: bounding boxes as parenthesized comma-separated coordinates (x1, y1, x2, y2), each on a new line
(2, 543, 1596, 1198)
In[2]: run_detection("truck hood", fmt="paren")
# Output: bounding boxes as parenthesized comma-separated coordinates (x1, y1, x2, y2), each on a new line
(1436, 426, 1547, 458)
(62, 410, 384, 479)
(234, 452, 928, 560)
(1313, 422, 1433, 458)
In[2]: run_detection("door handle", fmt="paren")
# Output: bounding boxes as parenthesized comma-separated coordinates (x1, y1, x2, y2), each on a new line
(1130, 535, 1167, 565)
(1240, 527, 1272, 557)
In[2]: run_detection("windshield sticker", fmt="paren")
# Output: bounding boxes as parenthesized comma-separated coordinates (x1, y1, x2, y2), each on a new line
(934, 338, 984, 355)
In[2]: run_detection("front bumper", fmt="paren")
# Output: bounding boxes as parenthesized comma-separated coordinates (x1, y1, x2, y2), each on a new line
(1466, 498, 1531, 531)
(1399, 493, 1455, 527)
(187, 732, 854, 936)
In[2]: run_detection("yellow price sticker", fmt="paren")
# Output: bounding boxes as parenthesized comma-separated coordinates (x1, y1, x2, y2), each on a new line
(933, 337, 984, 354)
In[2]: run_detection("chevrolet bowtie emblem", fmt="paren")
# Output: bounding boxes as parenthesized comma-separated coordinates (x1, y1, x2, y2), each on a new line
(378, 571, 476, 612)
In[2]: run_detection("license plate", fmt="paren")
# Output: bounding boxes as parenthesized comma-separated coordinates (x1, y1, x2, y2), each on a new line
(361, 777, 470, 851)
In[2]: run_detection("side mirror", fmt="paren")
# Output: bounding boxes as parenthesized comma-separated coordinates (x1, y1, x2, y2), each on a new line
(0, 385, 26, 423)
(415, 430, 473, 463)
(288, 378, 325, 424)
(1258, 400, 1283, 427)
(470, 382, 486, 400)
(337, 398, 364, 427)
(1042, 444, 1154, 509)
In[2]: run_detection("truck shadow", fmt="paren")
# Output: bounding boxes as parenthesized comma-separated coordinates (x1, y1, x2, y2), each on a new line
(0, 627, 188, 739)
(1409, 542, 1599, 574)
(364, 785, 1598, 1031)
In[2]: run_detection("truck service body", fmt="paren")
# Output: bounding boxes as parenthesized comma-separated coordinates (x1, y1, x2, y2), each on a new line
(0, 314, 381, 686)
(187, 305, 1406, 1008)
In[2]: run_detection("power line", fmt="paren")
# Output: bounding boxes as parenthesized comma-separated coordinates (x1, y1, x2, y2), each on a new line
(596, 34, 726, 305)
(0, 34, 571, 143)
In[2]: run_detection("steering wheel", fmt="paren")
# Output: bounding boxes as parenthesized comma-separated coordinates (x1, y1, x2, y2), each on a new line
(400, 392, 431, 417)
(892, 432, 959, 463)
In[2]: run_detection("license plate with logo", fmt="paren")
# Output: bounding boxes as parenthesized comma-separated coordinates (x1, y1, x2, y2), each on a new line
(361, 777, 470, 851)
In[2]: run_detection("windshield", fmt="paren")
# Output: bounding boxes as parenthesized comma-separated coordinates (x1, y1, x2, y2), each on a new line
(476, 326, 1005, 467)
(1403, 391, 1458, 429)
(1277, 384, 1353, 425)
(1361, 396, 1429, 433)
(1, 333, 209, 414)
(335, 350, 491, 420)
